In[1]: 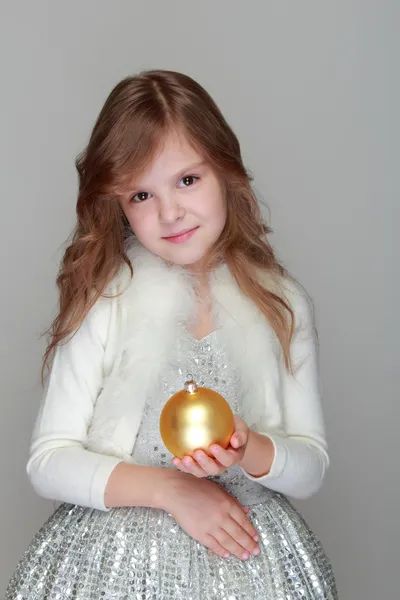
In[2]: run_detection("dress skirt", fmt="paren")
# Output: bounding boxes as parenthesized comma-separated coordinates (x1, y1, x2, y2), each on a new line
(5, 489, 337, 600)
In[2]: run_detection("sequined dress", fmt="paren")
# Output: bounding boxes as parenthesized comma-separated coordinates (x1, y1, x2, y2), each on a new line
(5, 331, 337, 600)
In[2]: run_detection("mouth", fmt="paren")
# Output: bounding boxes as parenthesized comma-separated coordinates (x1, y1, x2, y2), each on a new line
(162, 226, 199, 244)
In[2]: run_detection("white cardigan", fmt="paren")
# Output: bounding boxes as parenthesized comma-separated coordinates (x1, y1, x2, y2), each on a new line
(27, 242, 329, 511)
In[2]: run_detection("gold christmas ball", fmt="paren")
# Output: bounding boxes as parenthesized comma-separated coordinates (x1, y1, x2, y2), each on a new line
(159, 376, 235, 459)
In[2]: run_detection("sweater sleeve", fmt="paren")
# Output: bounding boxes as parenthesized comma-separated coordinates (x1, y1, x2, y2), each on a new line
(27, 297, 123, 511)
(241, 282, 330, 500)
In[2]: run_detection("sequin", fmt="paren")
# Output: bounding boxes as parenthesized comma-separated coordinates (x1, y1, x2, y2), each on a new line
(5, 330, 337, 599)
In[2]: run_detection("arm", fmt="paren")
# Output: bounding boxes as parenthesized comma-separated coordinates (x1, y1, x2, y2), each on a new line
(27, 295, 170, 511)
(104, 462, 185, 508)
(240, 282, 330, 499)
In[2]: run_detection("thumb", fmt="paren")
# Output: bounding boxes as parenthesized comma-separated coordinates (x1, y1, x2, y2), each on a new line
(231, 418, 249, 448)
(231, 431, 246, 449)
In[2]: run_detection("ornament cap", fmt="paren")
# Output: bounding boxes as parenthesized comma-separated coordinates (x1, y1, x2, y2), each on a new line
(184, 374, 198, 394)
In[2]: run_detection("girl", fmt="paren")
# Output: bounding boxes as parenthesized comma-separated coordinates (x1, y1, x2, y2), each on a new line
(6, 70, 337, 599)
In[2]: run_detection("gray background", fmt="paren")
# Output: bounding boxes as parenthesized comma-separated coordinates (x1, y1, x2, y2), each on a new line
(1, 1, 398, 598)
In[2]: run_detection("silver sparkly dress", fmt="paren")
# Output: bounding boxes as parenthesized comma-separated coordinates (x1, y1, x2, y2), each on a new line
(6, 331, 337, 600)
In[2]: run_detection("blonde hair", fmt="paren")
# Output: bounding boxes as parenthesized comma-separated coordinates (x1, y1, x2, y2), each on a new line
(41, 69, 294, 384)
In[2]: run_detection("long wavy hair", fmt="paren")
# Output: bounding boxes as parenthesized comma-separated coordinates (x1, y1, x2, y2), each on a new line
(41, 69, 295, 385)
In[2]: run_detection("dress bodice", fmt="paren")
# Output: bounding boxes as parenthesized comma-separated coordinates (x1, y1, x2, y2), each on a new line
(131, 330, 271, 505)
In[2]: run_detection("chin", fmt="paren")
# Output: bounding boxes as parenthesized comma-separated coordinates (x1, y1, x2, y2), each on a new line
(169, 254, 207, 268)
(159, 246, 210, 269)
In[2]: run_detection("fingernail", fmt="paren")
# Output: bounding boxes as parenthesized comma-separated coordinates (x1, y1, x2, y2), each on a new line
(253, 534, 259, 541)
(242, 552, 250, 560)
(253, 547, 260, 556)
(223, 552, 230, 558)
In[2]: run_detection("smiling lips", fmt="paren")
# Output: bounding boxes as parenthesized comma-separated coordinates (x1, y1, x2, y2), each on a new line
(162, 226, 199, 244)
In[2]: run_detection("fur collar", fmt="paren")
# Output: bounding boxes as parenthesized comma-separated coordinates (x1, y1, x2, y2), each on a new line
(87, 238, 287, 460)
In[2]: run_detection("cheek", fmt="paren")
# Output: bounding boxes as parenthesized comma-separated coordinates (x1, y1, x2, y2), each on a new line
(219, 197, 228, 224)
(213, 194, 227, 228)
(126, 207, 155, 237)
(199, 184, 227, 226)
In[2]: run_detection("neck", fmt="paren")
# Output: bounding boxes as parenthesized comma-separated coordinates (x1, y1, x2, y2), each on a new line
(184, 263, 210, 299)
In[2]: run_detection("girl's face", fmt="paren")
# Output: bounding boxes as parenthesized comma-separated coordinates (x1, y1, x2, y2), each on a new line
(120, 131, 227, 271)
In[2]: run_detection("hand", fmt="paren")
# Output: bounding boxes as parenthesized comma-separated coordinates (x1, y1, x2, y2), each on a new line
(159, 472, 260, 560)
(172, 415, 250, 478)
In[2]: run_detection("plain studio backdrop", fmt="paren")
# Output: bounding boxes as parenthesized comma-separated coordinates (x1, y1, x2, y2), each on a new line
(0, 1, 398, 598)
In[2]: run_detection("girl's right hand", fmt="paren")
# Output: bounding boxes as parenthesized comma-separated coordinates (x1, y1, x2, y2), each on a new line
(159, 472, 260, 560)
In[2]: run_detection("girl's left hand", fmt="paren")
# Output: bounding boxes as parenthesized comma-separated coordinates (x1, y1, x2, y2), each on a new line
(172, 415, 250, 478)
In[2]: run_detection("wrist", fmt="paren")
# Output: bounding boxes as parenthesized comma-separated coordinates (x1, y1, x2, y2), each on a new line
(239, 430, 275, 478)
(238, 429, 255, 469)
(153, 468, 190, 511)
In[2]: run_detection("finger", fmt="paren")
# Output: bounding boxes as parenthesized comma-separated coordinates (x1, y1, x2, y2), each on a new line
(233, 415, 248, 431)
(230, 504, 260, 544)
(193, 451, 225, 476)
(209, 445, 236, 467)
(214, 527, 253, 561)
(181, 455, 209, 478)
(223, 517, 260, 557)
(172, 458, 191, 473)
(203, 534, 231, 559)
(230, 432, 245, 449)
(232, 428, 249, 449)
(232, 416, 249, 446)
(172, 457, 204, 477)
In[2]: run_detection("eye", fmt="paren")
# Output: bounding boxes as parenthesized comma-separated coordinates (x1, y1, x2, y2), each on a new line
(129, 175, 199, 203)
(178, 175, 199, 188)
(130, 191, 152, 203)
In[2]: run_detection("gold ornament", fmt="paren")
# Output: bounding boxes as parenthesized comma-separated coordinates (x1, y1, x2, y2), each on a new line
(159, 375, 235, 459)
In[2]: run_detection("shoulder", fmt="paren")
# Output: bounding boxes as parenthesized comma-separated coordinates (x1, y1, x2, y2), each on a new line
(279, 274, 314, 311)
(75, 274, 125, 350)
(257, 269, 316, 332)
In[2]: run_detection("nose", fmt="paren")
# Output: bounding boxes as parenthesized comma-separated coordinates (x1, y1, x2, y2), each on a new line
(158, 194, 185, 224)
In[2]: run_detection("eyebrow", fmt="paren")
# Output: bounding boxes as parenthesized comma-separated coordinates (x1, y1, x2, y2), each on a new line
(131, 160, 208, 191)
(174, 160, 207, 180)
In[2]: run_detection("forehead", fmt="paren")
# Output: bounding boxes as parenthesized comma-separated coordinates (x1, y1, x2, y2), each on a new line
(131, 131, 206, 186)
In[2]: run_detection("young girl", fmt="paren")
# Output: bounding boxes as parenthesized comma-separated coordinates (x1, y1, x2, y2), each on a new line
(6, 69, 337, 599)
